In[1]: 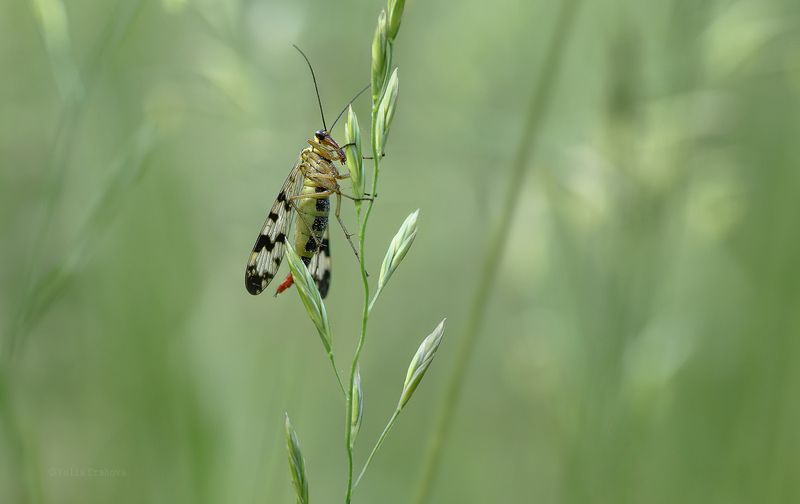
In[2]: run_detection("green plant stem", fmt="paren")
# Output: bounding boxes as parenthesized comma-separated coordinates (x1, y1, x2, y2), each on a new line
(327, 352, 347, 397)
(345, 105, 382, 504)
(354, 407, 400, 487)
(412, 0, 584, 502)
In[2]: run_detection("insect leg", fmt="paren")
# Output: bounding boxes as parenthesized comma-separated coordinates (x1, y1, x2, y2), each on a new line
(287, 191, 333, 201)
(310, 174, 374, 200)
(329, 173, 377, 199)
(340, 142, 385, 160)
(333, 191, 361, 262)
(339, 191, 374, 202)
(307, 139, 345, 161)
(302, 173, 372, 201)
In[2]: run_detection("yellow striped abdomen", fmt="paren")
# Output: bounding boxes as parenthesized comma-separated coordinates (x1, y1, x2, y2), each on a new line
(294, 178, 330, 263)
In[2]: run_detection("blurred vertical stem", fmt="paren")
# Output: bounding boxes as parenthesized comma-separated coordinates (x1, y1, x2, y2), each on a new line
(412, 0, 584, 501)
(2, 5, 147, 502)
(10, 0, 147, 356)
(35, 0, 146, 248)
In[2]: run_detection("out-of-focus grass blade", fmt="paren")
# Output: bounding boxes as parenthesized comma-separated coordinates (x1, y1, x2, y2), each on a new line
(31, 0, 83, 103)
(6, 124, 159, 357)
(284, 413, 309, 504)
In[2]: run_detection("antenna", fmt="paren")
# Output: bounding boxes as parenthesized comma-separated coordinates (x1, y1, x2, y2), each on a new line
(330, 84, 371, 131)
(292, 44, 327, 130)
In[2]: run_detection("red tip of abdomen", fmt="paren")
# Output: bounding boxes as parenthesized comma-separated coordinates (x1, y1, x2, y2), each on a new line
(275, 273, 295, 297)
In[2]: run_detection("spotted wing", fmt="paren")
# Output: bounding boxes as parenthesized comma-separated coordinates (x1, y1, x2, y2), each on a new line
(245, 163, 304, 295)
(308, 230, 332, 298)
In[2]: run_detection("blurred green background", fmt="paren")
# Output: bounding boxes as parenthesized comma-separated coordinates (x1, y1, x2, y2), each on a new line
(2, 0, 800, 502)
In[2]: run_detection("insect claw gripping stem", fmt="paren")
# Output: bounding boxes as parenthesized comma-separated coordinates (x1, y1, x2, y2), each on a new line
(340, 140, 384, 159)
(341, 193, 374, 202)
(336, 213, 362, 262)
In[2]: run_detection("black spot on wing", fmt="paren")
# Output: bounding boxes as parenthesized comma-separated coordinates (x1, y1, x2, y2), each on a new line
(268, 211, 279, 222)
(277, 191, 291, 211)
(253, 232, 286, 253)
(246, 267, 272, 295)
(315, 238, 331, 298)
(318, 269, 331, 298)
(245, 276, 263, 295)
(254, 234, 273, 253)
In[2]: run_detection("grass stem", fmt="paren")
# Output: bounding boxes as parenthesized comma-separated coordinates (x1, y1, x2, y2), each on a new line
(354, 408, 401, 487)
(328, 352, 347, 397)
(344, 102, 383, 504)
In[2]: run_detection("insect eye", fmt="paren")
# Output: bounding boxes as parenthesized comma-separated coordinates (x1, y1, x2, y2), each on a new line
(315, 130, 326, 140)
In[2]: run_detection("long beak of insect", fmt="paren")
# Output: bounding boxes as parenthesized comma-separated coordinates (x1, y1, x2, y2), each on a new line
(320, 133, 347, 163)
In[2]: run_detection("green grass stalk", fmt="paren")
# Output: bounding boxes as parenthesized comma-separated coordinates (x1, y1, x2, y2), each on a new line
(344, 96, 383, 504)
(354, 408, 400, 487)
